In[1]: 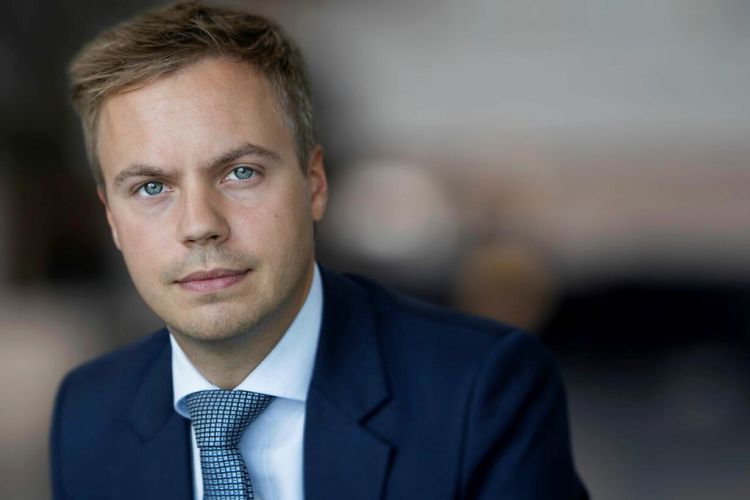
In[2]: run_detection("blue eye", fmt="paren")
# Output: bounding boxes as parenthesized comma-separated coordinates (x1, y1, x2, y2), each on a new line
(138, 181, 164, 196)
(228, 166, 256, 180)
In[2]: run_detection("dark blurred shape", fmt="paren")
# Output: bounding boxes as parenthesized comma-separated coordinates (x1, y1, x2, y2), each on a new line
(5, 131, 106, 283)
(544, 279, 750, 355)
(543, 279, 750, 500)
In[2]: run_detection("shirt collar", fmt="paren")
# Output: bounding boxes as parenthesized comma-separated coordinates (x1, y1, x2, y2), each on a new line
(171, 264, 324, 418)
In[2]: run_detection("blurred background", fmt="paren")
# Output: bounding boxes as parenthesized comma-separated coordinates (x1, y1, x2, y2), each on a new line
(2, 0, 750, 498)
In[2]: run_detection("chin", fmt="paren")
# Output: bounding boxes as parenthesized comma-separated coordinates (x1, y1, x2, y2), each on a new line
(168, 311, 263, 344)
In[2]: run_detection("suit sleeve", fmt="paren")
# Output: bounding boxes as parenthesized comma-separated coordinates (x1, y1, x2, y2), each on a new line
(459, 330, 588, 499)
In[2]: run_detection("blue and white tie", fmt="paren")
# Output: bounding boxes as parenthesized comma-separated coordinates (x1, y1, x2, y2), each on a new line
(186, 390, 274, 499)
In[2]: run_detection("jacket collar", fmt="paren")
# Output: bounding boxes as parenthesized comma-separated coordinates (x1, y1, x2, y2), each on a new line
(310, 269, 390, 420)
(124, 330, 193, 499)
(128, 330, 178, 440)
(304, 268, 393, 499)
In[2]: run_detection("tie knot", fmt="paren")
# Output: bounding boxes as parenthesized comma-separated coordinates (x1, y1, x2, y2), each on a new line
(186, 390, 274, 448)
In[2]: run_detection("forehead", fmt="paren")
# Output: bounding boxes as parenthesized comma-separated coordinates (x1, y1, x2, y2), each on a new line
(96, 57, 292, 176)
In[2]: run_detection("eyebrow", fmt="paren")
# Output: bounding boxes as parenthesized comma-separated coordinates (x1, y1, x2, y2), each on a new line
(111, 142, 282, 189)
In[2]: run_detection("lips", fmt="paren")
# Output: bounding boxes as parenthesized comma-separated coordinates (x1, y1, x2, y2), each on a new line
(176, 268, 249, 293)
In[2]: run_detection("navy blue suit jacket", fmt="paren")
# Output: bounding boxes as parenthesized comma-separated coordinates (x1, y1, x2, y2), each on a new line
(51, 269, 587, 499)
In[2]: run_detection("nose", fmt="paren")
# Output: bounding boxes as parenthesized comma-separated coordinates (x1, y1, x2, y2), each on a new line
(176, 185, 230, 246)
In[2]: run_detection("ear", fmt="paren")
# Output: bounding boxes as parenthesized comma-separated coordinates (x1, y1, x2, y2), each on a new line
(97, 187, 122, 250)
(306, 145, 328, 222)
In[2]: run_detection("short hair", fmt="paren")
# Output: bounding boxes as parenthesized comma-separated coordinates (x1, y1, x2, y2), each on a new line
(69, 1, 316, 187)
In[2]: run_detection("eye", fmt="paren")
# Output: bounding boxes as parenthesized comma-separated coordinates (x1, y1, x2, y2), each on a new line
(137, 181, 165, 197)
(225, 165, 257, 181)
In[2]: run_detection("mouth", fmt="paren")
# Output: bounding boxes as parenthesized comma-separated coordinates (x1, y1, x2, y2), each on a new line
(176, 268, 250, 293)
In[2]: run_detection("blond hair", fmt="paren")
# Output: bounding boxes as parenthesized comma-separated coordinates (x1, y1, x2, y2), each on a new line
(69, 1, 315, 186)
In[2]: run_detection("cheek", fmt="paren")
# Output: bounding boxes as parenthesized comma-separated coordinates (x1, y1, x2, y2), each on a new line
(272, 193, 313, 241)
(241, 183, 311, 237)
(116, 220, 169, 273)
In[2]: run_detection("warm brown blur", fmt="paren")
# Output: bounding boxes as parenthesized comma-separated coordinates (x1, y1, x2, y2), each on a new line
(2, 1, 750, 499)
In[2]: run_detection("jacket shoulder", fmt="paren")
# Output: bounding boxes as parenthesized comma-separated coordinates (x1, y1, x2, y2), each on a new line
(327, 269, 556, 403)
(341, 271, 534, 350)
(59, 329, 170, 401)
(50, 329, 191, 499)
(325, 271, 587, 498)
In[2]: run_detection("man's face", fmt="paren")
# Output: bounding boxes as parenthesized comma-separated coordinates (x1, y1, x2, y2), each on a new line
(96, 57, 327, 344)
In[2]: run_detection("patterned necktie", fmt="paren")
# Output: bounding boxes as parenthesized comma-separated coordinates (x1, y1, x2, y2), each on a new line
(186, 390, 275, 500)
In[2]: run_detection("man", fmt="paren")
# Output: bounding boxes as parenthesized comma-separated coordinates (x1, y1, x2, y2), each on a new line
(51, 2, 588, 499)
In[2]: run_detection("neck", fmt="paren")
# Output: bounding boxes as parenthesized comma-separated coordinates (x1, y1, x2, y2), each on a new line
(171, 263, 315, 389)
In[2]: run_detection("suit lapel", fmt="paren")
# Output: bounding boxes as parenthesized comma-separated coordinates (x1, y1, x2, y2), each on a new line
(119, 332, 194, 499)
(305, 270, 393, 499)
